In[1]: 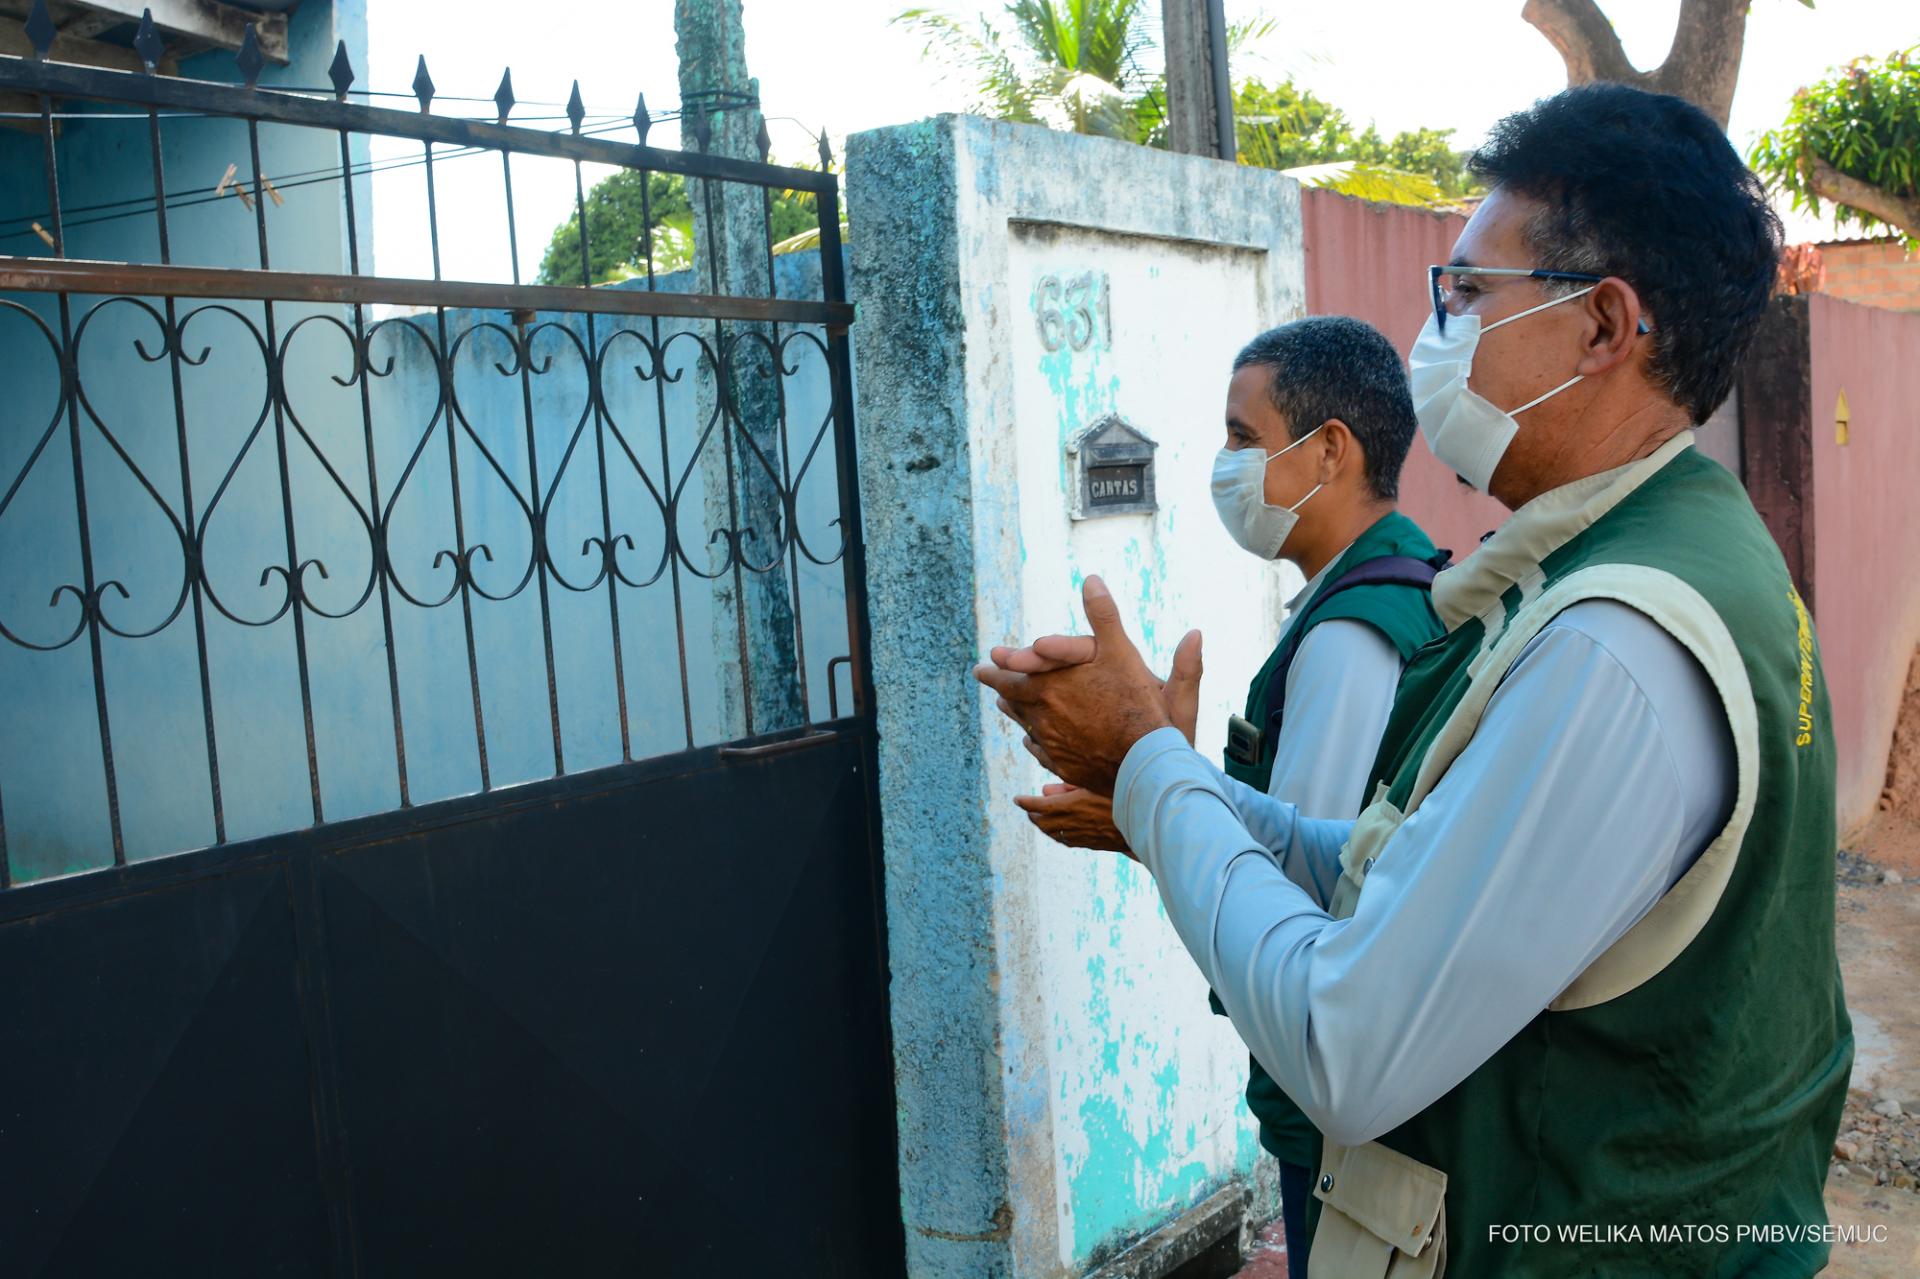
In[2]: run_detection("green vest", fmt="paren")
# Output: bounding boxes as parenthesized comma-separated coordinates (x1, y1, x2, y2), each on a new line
(1304, 437, 1851, 1278)
(1212, 510, 1446, 1168)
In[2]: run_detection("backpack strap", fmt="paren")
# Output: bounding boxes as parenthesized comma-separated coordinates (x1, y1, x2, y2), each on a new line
(1258, 549, 1451, 734)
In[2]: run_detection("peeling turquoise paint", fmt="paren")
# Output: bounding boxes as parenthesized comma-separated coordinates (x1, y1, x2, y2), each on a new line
(1086, 953, 1111, 1031)
(1236, 1113, 1262, 1171)
(1035, 269, 1123, 500)
(1153, 1055, 1181, 1109)
(1066, 936, 1223, 1257)
(1068, 1090, 1218, 1259)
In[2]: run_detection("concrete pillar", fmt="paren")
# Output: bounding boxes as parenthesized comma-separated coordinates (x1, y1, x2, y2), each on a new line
(847, 114, 1304, 1277)
(673, 0, 804, 737)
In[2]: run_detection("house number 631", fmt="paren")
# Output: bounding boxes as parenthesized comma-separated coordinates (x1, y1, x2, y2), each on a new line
(1034, 272, 1111, 352)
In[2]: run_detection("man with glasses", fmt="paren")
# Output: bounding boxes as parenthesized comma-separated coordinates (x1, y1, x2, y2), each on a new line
(977, 83, 1850, 1277)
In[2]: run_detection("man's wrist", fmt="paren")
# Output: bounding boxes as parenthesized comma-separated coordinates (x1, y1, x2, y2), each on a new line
(1117, 706, 1174, 757)
(1111, 726, 1198, 855)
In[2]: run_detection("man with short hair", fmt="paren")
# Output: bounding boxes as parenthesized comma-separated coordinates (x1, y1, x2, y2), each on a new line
(1017, 316, 1445, 1278)
(979, 83, 1851, 1277)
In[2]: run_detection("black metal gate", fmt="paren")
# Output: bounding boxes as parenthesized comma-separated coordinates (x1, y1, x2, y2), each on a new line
(0, 10, 902, 1275)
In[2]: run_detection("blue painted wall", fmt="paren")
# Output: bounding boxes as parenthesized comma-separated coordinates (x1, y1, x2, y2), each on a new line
(1, 0, 374, 875)
(0, 6, 848, 879)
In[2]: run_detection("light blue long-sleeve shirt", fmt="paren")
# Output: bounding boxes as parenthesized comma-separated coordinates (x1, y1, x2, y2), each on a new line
(1112, 598, 1735, 1148)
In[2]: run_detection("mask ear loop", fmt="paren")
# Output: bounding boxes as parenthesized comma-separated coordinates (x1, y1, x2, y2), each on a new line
(1482, 281, 1652, 336)
(1261, 419, 1326, 463)
(1510, 374, 1584, 416)
(1481, 283, 1596, 334)
(1261, 421, 1329, 512)
(1478, 285, 1599, 416)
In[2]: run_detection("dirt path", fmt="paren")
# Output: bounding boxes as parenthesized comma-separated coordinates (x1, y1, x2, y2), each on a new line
(1824, 814, 1920, 1276)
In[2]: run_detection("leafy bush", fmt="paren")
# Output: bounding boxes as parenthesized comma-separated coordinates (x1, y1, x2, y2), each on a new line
(1750, 47, 1919, 240)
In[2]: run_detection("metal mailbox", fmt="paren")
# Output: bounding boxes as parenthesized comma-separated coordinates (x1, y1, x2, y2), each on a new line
(1067, 413, 1158, 520)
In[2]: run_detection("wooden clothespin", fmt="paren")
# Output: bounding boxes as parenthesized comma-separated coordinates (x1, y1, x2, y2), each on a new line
(234, 184, 255, 212)
(213, 162, 237, 198)
(261, 176, 284, 207)
(31, 221, 56, 249)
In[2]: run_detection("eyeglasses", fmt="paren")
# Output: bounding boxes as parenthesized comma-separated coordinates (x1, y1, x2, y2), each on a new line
(1428, 264, 1648, 336)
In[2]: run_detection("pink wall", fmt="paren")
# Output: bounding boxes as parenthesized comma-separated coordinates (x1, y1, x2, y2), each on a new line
(1301, 190, 1509, 557)
(1809, 294, 1920, 836)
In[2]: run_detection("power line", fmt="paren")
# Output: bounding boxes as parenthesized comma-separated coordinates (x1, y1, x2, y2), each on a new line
(0, 110, 638, 124)
(0, 117, 645, 243)
(0, 120, 630, 235)
(0, 112, 638, 230)
(0, 83, 828, 244)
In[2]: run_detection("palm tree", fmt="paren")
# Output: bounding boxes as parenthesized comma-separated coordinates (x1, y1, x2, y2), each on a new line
(898, 8, 1463, 209)
(895, 0, 1160, 141)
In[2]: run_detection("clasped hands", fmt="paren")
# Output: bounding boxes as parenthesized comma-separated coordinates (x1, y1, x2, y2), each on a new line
(971, 575, 1203, 861)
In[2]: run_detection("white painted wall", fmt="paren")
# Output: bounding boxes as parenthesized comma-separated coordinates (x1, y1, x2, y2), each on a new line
(849, 114, 1305, 1276)
(1003, 223, 1300, 1265)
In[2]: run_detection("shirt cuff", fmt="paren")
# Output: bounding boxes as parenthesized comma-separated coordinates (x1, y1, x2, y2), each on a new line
(1112, 725, 1202, 865)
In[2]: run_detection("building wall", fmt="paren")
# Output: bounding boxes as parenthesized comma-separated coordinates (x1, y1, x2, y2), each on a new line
(350, 254, 848, 807)
(1299, 190, 1508, 556)
(1817, 237, 1920, 313)
(1808, 292, 1920, 837)
(0, 6, 849, 880)
(848, 114, 1300, 1277)
(0, 0, 375, 878)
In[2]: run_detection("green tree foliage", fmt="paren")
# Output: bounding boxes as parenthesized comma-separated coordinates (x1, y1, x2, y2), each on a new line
(896, 5, 1466, 206)
(1359, 126, 1474, 200)
(1234, 79, 1478, 204)
(894, 0, 1160, 140)
(1005, 0, 1144, 83)
(536, 169, 820, 287)
(1750, 47, 1920, 243)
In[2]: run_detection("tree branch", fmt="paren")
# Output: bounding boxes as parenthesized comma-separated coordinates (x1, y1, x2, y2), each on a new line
(1806, 152, 1920, 243)
(1522, 0, 1746, 129)
(1646, 0, 1747, 128)
(1520, 0, 1641, 85)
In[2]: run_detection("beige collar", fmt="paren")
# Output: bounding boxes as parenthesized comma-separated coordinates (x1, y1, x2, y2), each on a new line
(1431, 430, 1697, 630)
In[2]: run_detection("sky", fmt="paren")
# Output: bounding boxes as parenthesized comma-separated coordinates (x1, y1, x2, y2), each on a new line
(361, 1, 1917, 284)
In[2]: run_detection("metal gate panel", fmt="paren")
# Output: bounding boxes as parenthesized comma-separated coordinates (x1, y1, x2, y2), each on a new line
(0, 10, 901, 1274)
(0, 865, 333, 1276)
(317, 735, 898, 1273)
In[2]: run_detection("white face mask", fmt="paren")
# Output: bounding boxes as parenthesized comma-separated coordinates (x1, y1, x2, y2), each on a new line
(1407, 285, 1594, 492)
(1210, 422, 1325, 560)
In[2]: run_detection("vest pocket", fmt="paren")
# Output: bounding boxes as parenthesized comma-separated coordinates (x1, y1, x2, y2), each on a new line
(1330, 794, 1404, 920)
(1308, 1139, 1448, 1278)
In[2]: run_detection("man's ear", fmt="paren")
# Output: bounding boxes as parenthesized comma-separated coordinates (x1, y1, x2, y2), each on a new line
(1575, 276, 1645, 378)
(1320, 417, 1355, 481)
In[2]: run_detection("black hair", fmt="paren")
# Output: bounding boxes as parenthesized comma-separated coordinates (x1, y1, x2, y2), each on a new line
(1231, 315, 1416, 500)
(1469, 82, 1782, 425)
